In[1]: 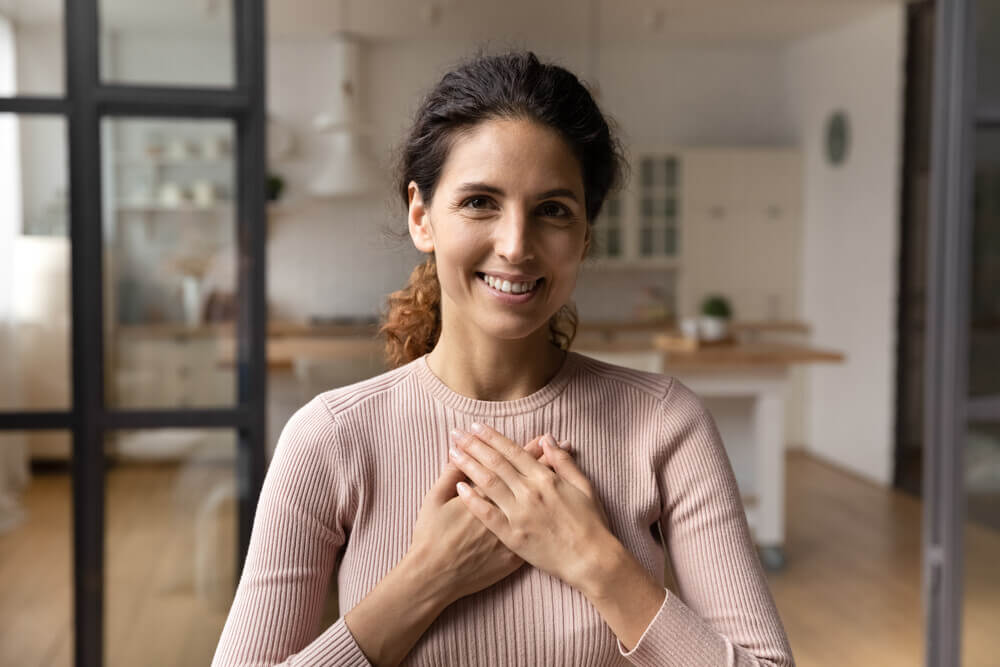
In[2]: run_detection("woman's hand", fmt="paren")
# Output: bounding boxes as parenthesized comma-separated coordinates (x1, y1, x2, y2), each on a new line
(448, 423, 613, 590)
(405, 435, 563, 606)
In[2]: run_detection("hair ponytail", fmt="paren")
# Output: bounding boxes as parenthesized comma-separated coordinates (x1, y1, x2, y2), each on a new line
(379, 255, 442, 369)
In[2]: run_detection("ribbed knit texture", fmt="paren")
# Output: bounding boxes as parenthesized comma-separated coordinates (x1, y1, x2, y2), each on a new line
(212, 351, 795, 666)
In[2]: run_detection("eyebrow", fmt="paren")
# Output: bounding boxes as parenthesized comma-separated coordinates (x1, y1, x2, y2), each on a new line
(455, 182, 580, 202)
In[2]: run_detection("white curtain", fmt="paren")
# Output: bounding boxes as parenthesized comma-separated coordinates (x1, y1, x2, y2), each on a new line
(0, 12, 29, 535)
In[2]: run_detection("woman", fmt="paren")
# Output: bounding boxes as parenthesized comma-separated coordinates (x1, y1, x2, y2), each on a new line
(213, 51, 794, 667)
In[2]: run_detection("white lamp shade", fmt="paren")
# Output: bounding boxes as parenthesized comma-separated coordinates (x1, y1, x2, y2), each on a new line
(308, 131, 383, 198)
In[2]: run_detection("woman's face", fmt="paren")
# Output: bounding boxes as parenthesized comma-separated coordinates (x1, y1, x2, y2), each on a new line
(407, 118, 590, 344)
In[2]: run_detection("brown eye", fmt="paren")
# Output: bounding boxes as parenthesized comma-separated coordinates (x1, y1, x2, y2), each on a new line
(463, 196, 493, 210)
(539, 201, 569, 218)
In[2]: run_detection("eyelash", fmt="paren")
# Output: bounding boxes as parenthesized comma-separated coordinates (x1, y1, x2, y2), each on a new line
(460, 196, 571, 218)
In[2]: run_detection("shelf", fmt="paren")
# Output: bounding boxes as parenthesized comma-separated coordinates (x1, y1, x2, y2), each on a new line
(581, 257, 680, 271)
(116, 204, 233, 214)
(113, 154, 232, 166)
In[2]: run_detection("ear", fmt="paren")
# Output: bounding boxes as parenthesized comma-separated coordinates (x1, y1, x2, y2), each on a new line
(407, 181, 435, 254)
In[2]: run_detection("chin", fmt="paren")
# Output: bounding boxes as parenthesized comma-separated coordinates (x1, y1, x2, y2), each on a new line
(477, 315, 554, 343)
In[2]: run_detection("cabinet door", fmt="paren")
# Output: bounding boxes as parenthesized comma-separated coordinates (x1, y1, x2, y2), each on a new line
(679, 148, 802, 320)
(678, 149, 746, 317)
(591, 192, 626, 260)
(636, 155, 682, 259)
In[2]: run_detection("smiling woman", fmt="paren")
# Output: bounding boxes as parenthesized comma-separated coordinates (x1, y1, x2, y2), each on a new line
(212, 51, 795, 667)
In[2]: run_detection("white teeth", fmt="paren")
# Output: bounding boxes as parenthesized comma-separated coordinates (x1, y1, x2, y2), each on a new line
(480, 273, 539, 294)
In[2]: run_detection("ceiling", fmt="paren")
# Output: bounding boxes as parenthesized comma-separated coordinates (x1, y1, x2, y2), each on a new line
(0, 0, 906, 47)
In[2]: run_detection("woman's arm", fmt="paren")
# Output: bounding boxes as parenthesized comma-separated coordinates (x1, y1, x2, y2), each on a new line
(343, 546, 454, 666)
(573, 379, 795, 667)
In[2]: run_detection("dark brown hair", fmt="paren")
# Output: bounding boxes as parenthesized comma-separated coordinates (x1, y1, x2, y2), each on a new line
(379, 50, 626, 368)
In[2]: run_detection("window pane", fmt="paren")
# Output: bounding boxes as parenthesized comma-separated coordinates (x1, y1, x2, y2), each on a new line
(640, 227, 653, 256)
(104, 429, 237, 666)
(665, 227, 677, 255)
(0, 430, 73, 666)
(962, 422, 1000, 666)
(607, 228, 621, 257)
(102, 118, 237, 409)
(970, 129, 1000, 398)
(0, 2, 64, 96)
(0, 114, 70, 410)
(606, 196, 620, 220)
(976, 0, 1000, 110)
(99, 1, 233, 87)
(640, 158, 654, 188)
(664, 157, 677, 188)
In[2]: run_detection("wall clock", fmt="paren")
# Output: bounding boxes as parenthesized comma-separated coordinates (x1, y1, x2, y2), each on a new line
(825, 110, 850, 166)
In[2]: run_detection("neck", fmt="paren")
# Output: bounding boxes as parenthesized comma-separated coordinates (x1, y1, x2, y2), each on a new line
(426, 328, 567, 402)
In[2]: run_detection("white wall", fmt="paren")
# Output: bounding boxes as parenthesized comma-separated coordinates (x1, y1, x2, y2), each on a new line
(786, 6, 905, 485)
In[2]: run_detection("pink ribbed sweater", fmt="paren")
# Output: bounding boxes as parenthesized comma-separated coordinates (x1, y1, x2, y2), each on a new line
(212, 351, 794, 666)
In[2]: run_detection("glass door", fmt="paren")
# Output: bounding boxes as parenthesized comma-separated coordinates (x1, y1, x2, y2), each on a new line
(925, 0, 1000, 664)
(0, 0, 267, 664)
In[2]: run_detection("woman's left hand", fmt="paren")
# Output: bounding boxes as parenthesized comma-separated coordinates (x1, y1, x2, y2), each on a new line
(448, 423, 613, 589)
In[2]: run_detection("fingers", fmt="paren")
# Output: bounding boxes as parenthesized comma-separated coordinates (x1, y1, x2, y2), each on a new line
(451, 427, 526, 498)
(450, 430, 518, 511)
(465, 423, 543, 477)
(525, 436, 571, 468)
(539, 435, 592, 495)
(427, 461, 469, 503)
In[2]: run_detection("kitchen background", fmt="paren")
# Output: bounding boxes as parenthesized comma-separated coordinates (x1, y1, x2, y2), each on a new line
(0, 0, 998, 665)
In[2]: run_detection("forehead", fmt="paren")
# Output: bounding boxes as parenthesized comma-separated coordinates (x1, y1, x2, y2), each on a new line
(437, 118, 584, 192)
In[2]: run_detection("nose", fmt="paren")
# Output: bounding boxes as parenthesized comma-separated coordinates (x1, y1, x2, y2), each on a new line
(494, 207, 534, 265)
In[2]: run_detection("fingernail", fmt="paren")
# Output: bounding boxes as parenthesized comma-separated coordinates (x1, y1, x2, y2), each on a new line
(470, 422, 484, 434)
(559, 440, 571, 451)
(450, 428, 463, 444)
(449, 446, 463, 460)
(542, 434, 557, 449)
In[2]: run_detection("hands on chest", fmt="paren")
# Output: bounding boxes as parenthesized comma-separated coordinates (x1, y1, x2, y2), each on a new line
(406, 423, 613, 606)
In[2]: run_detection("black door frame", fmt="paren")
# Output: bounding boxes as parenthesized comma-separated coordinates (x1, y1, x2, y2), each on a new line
(0, 1, 268, 664)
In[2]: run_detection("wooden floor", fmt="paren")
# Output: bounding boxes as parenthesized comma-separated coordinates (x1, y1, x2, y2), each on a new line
(1, 450, 997, 666)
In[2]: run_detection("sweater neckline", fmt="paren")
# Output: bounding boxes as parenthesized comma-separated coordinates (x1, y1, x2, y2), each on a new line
(414, 349, 581, 416)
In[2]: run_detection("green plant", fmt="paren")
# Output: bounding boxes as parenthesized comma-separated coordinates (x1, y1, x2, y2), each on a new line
(700, 294, 733, 319)
(267, 173, 285, 202)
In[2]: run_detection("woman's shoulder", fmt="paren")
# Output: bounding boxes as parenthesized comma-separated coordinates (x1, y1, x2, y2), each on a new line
(308, 357, 422, 422)
(571, 351, 710, 417)
(571, 350, 676, 401)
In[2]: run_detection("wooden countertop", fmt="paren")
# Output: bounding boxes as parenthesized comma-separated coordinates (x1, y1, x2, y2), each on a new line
(573, 337, 843, 369)
(216, 335, 842, 371)
(116, 320, 379, 340)
(578, 318, 811, 336)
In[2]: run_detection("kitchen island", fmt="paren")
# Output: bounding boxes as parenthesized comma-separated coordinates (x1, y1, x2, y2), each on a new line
(572, 334, 844, 570)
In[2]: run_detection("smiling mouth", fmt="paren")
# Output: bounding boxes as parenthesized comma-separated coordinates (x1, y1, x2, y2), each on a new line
(475, 272, 544, 295)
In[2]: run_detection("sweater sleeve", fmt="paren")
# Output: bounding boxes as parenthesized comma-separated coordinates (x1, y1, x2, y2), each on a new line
(616, 378, 795, 667)
(211, 397, 371, 667)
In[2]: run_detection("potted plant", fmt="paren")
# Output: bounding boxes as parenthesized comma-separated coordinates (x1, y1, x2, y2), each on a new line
(699, 294, 733, 341)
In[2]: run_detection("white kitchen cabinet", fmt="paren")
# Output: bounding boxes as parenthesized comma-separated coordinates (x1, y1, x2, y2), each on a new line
(112, 333, 235, 410)
(588, 147, 801, 309)
(589, 151, 682, 268)
(676, 147, 803, 321)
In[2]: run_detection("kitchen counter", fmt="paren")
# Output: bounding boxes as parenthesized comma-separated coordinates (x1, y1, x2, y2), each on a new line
(573, 337, 843, 370)
(574, 337, 845, 571)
